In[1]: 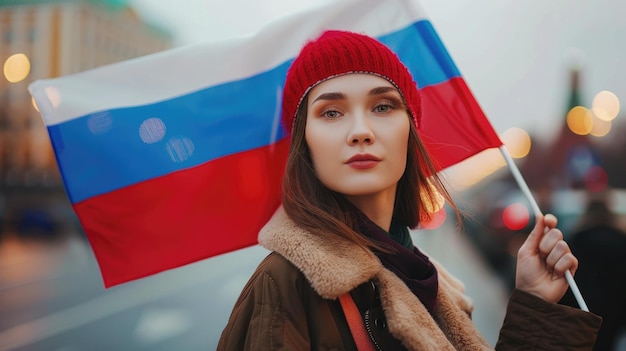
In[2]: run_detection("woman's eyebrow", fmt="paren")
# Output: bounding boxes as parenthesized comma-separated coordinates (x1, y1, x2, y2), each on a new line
(311, 92, 345, 103)
(311, 87, 399, 104)
(369, 86, 399, 96)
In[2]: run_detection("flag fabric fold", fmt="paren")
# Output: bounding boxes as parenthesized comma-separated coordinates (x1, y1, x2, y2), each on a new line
(29, 0, 502, 287)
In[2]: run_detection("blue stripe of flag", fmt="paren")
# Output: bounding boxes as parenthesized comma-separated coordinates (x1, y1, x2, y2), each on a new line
(52, 20, 461, 204)
(380, 20, 460, 86)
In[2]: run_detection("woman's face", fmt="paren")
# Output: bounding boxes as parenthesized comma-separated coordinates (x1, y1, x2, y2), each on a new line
(305, 74, 410, 205)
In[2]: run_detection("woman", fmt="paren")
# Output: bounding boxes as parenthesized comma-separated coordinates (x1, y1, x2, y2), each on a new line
(217, 30, 601, 350)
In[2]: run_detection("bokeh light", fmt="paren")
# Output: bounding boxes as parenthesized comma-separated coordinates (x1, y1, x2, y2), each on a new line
(139, 118, 166, 144)
(589, 115, 611, 137)
(87, 112, 113, 135)
(3, 53, 31, 83)
(566, 106, 592, 135)
(591, 90, 620, 121)
(166, 136, 195, 163)
(420, 208, 446, 230)
(444, 148, 506, 190)
(501, 127, 531, 158)
(584, 165, 608, 193)
(502, 203, 530, 231)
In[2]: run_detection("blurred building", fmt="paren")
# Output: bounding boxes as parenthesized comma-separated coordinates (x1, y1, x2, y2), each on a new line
(520, 66, 624, 203)
(458, 63, 625, 288)
(0, 0, 172, 234)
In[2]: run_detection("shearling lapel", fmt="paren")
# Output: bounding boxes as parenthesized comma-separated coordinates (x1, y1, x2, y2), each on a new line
(258, 206, 382, 299)
(258, 206, 493, 350)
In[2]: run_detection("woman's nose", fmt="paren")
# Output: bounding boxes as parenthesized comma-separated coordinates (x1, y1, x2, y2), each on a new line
(348, 112, 375, 145)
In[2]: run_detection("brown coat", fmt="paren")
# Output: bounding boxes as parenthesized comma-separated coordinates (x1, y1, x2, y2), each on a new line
(218, 207, 601, 350)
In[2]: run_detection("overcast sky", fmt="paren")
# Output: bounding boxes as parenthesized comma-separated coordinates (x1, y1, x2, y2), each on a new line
(129, 0, 626, 141)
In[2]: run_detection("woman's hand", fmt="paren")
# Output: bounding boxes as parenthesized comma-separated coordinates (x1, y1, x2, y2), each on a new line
(515, 214, 578, 303)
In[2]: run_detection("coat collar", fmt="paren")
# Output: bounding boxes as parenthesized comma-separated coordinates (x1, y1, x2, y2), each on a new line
(259, 206, 382, 299)
(259, 206, 492, 350)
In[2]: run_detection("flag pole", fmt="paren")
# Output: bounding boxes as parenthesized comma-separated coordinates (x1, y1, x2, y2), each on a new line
(498, 146, 589, 312)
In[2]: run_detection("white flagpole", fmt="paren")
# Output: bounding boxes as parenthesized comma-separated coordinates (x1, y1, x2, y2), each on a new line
(499, 146, 589, 312)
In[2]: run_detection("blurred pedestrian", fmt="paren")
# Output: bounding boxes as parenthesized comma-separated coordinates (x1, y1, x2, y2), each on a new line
(218, 30, 601, 350)
(560, 194, 626, 351)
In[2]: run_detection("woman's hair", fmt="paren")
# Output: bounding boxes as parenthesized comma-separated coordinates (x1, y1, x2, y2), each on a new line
(281, 96, 458, 252)
(280, 30, 458, 252)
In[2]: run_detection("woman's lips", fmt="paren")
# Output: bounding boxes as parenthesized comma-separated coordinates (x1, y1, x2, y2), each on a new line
(346, 154, 380, 169)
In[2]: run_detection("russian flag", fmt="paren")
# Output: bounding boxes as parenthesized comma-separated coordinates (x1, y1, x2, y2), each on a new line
(29, 0, 502, 287)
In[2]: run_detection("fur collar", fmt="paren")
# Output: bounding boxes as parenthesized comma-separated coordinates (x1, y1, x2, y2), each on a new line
(259, 207, 493, 350)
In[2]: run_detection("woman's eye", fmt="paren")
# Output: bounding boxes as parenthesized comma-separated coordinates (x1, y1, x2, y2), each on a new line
(374, 104, 393, 113)
(322, 110, 340, 119)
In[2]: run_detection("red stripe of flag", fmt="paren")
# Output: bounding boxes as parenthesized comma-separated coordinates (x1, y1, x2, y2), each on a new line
(420, 77, 502, 170)
(75, 139, 289, 287)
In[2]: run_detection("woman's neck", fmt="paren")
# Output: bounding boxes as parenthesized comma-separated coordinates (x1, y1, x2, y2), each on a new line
(345, 191, 395, 232)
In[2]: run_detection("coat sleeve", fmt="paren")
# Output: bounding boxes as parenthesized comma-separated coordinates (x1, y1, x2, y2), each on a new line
(495, 289, 602, 351)
(216, 254, 313, 351)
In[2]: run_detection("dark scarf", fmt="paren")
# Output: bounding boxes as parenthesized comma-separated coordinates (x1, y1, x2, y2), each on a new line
(353, 208, 439, 314)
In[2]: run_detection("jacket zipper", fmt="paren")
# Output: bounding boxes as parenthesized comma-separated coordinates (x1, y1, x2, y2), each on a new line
(364, 310, 383, 351)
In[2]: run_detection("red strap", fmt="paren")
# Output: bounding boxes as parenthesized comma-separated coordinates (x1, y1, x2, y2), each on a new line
(338, 293, 377, 351)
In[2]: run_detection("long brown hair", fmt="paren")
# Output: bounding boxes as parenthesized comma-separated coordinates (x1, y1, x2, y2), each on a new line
(281, 91, 458, 252)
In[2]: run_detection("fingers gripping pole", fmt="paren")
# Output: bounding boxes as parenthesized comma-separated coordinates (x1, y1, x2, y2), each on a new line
(499, 146, 589, 312)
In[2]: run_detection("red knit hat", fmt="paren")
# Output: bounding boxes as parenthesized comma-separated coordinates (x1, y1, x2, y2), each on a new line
(282, 30, 422, 135)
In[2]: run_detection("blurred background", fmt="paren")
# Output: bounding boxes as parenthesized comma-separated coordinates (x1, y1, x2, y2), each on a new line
(1, 0, 625, 350)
